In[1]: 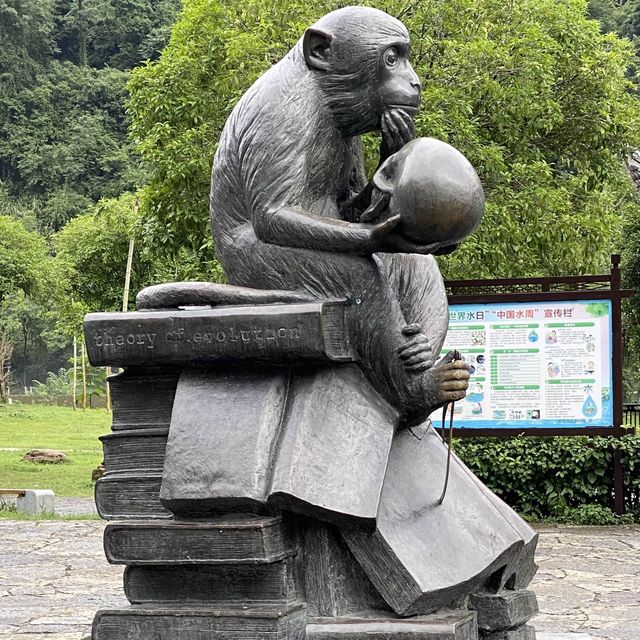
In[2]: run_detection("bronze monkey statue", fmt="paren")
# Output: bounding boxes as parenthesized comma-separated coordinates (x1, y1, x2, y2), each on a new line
(211, 6, 475, 424)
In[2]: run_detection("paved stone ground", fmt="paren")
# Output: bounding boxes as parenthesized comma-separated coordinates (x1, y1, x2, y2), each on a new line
(533, 524, 640, 640)
(54, 498, 97, 517)
(0, 521, 637, 639)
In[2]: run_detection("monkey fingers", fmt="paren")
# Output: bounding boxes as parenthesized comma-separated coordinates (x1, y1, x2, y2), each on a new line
(440, 363, 471, 380)
(388, 108, 415, 145)
(442, 389, 467, 402)
(371, 213, 401, 238)
(399, 346, 432, 363)
(401, 323, 422, 336)
(401, 348, 433, 366)
(392, 238, 441, 255)
(360, 192, 391, 223)
(406, 361, 432, 373)
(381, 112, 404, 154)
(440, 379, 470, 391)
(398, 340, 431, 361)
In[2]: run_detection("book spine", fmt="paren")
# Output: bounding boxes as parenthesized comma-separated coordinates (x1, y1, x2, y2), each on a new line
(101, 428, 168, 473)
(110, 369, 178, 431)
(104, 519, 294, 565)
(84, 304, 354, 367)
(321, 302, 354, 361)
(95, 473, 171, 520)
(92, 604, 306, 640)
(124, 563, 295, 604)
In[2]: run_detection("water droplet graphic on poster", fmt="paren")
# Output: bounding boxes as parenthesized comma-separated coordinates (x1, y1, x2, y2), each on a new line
(582, 394, 597, 418)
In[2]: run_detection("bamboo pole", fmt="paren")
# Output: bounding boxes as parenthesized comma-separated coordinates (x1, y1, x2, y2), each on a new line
(106, 197, 139, 412)
(122, 198, 138, 313)
(122, 236, 135, 313)
(72, 335, 78, 410)
(81, 341, 88, 411)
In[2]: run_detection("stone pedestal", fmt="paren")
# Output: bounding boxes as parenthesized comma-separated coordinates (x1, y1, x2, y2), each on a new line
(93, 516, 304, 639)
(93, 514, 484, 640)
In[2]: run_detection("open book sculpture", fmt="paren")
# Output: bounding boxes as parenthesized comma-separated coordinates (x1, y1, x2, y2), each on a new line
(86, 7, 539, 639)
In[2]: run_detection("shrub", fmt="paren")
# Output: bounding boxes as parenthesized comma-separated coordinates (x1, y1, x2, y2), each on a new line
(454, 433, 640, 522)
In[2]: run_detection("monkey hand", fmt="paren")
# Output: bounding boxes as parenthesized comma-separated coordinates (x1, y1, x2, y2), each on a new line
(421, 351, 471, 408)
(380, 108, 416, 161)
(370, 214, 441, 254)
(398, 324, 434, 372)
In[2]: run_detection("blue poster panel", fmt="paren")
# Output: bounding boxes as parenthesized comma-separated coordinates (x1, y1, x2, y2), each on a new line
(434, 299, 613, 430)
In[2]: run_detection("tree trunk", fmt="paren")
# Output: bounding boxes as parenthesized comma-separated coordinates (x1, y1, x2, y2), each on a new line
(0, 334, 13, 404)
(78, 0, 87, 66)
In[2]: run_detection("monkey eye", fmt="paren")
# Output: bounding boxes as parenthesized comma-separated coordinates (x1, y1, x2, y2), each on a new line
(383, 47, 399, 68)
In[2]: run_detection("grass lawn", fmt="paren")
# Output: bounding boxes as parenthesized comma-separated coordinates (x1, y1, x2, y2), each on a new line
(0, 404, 110, 497)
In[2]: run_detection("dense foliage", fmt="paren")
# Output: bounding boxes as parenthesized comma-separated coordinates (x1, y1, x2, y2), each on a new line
(0, 0, 179, 232)
(0, 0, 179, 387)
(129, 0, 640, 279)
(455, 433, 640, 522)
(0, 215, 50, 302)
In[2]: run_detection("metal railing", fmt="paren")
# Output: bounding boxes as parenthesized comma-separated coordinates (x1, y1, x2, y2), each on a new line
(623, 403, 640, 429)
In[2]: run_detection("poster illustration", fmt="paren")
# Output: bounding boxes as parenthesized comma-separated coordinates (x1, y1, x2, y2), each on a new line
(434, 299, 613, 430)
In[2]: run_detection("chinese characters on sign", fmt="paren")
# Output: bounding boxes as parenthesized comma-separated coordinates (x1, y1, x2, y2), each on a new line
(435, 300, 613, 430)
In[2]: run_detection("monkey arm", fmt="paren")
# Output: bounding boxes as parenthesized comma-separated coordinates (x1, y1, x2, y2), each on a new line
(254, 205, 377, 254)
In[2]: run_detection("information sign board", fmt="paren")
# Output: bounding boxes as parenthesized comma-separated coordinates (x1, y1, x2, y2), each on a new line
(435, 299, 613, 430)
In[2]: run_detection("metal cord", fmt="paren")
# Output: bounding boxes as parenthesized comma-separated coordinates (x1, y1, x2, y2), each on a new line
(437, 401, 455, 505)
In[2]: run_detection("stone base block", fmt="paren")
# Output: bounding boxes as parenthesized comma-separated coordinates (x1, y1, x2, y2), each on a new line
(470, 591, 538, 631)
(92, 603, 305, 640)
(306, 611, 478, 640)
(16, 489, 54, 515)
(483, 624, 536, 639)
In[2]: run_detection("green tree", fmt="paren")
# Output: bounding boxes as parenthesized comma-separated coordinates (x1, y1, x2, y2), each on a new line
(0, 0, 182, 387)
(0, 214, 66, 388)
(0, 215, 50, 302)
(620, 0, 640, 39)
(588, 0, 627, 33)
(54, 0, 180, 70)
(1, 61, 141, 231)
(0, 291, 69, 390)
(53, 192, 222, 336)
(129, 0, 640, 280)
(54, 193, 155, 315)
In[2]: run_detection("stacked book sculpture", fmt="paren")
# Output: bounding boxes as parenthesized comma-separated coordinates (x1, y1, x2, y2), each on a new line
(86, 298, 539, 640)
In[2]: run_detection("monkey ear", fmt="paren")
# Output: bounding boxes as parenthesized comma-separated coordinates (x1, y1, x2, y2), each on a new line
(303, 28, 334, 71)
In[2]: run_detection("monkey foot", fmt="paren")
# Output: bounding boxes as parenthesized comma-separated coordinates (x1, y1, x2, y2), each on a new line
(400, 353, 470, 427)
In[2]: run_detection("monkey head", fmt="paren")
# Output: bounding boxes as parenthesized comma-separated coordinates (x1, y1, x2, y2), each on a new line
(302, 7, 421, 137)
(368, 137, 485, 250)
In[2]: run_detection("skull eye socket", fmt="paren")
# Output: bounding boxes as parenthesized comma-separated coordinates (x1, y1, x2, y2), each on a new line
(383, 47, 399, 69)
